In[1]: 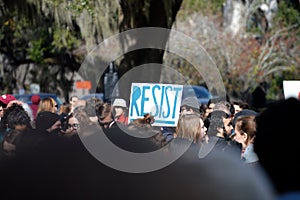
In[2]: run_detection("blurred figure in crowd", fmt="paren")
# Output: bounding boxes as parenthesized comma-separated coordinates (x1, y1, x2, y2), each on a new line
(37, 97, 58, 115)
(254, 98, 300, 199)
(64, 114, 80, 137)
(69, 95, 79, 112)
(112, 98, 128, 125)
(30, 94, 40, 120)
(234, 115, 259, 166)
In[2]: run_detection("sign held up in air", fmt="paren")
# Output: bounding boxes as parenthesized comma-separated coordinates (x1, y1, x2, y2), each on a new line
(283, 80, 300, 100)
(128, 83, 183, 127)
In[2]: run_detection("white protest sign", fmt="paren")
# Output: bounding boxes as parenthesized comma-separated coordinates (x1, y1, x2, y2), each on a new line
(283, 80, 300, 100)
(129, 83, 183, 127)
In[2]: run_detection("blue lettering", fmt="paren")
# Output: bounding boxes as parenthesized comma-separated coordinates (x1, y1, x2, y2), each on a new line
(141, 86, 150, 116)
(159, 86, 165, 118)
(130, 86, 141, 116)
(151, 85, 160, 117)
(172, 87, 182, 118)
(162, 86, 171, 118)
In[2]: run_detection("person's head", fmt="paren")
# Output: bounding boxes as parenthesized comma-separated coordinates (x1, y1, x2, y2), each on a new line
(0, 94, 16, 108)
(232, 109, 257, 128)
(129, 113, 155, 129)
(70, 96, 79, 104)
(212, 101, 233, 133)
(234, 115, 256, 148)
(73, 106, 94, 128)
(85, 97, 103, 119)
(37, 97, 57, 114)
(214, 101, 232, 117)
(232, 100, 249, 115)
(254, 98, 300, 194)
(69, 96, 79, 111)
(5, 100, 34, 126)
(58, 103, 71, 115)
(1, 103, 32, 131)
(96, 103, 113, 128)
(66, 115, 80, 136)
(112, 98, 127, 117)
(36, 111, 61, 133)
(206, 110, 232, 138)
(180, 97, 200, 115)
(204, 99, 216, 118)
(31, 95, 41, 106)
(176, 113, 205, 143)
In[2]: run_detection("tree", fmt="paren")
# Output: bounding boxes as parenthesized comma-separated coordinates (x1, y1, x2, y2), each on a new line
(166, 0, 299, 102)
(0, 0, 183, 101)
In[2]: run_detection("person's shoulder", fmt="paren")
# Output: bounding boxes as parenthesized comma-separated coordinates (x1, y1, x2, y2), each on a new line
(104, 123, 160, 153)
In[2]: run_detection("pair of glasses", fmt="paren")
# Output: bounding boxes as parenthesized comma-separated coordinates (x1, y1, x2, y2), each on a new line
(68, 124, 80, 129)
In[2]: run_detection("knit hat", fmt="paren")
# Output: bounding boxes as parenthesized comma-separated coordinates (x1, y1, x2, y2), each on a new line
(113, 98, 127, 108)
(31, 95, 41, 105)
(36, 111, 60, 130)
(0, 94, 16, 106)
(232, 109, 257, 127)
(181, 97, 200, 110)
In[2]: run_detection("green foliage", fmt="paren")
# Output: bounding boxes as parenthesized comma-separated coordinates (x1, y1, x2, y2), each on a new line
(66, 0, 95, 16)
(266, 66, 299, 100)
(178, 0, 223, 18)
(52, 27, 80, 52)
(274, 1, 300, 27)
(46, 0, 95, 16)
(27, 39, 46, 64)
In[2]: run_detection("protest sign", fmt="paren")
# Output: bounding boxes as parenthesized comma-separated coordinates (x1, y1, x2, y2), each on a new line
(283, 80, 300, 100)
(129, 83, 183, 127)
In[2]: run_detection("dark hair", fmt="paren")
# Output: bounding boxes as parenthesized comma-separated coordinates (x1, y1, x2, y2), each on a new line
(232, 100, 249, 110)
(127, 114, 166, 147)
(129, 113, 155, 128)
(205, 110, 229, 137)
(97, 103, 112, 121)
(1, 103, 31, 130)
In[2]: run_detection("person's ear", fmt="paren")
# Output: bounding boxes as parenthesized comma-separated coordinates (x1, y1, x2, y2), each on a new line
(243, 132, 248, 142)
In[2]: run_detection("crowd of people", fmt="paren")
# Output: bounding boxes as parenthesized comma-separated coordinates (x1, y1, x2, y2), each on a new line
(0, 92, 299, 199)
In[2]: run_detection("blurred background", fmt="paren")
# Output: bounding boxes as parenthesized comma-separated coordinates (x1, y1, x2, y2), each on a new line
(0, 0, 299, 105)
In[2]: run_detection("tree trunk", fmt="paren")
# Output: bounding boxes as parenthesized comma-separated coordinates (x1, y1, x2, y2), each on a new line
(117, 0, 182, 101)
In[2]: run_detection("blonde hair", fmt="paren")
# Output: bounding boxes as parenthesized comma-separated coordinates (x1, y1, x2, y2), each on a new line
(58, 104, 71, 115)
(176, 113, 203, 143)
(37, 97, 56, 114)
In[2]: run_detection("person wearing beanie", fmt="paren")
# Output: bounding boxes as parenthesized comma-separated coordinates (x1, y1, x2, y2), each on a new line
(232, 109, 257, 128)
(180, 97, 201, 115)
(160, 97, 201, 144)
(35, 111, 61, 134)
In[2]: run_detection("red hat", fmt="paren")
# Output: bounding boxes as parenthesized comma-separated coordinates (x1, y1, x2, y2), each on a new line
(31, 94, 41, 105)
(0, 94, 16, 105)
